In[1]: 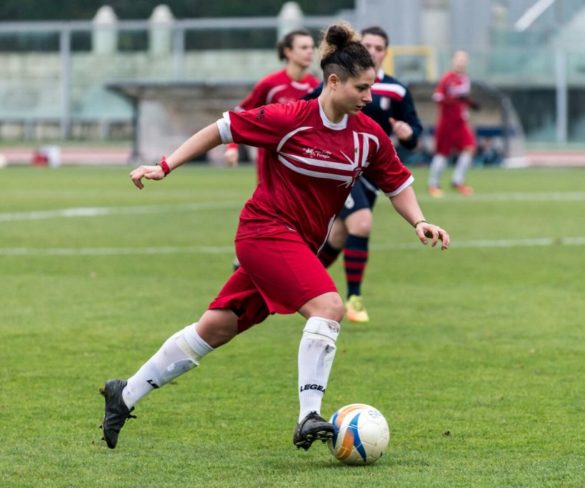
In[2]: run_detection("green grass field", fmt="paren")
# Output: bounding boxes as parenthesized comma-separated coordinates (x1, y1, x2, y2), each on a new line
(1, 165, 584, 487)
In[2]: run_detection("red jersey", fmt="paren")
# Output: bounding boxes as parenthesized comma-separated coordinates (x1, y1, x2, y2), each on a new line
(237, 69, 320, 110)
(433, 71, 472, 126)
(217, 99, 414, 252)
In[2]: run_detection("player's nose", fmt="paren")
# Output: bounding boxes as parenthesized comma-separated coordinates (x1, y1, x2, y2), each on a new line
(363, 89, 372, 104)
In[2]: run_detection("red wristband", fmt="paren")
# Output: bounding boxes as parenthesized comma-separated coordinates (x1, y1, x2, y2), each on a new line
(158, 156, 171, 176)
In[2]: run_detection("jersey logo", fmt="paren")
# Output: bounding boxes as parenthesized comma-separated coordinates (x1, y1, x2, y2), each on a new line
(276, 127, 379, 186)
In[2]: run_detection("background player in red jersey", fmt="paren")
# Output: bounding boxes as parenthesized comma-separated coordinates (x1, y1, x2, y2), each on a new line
(428, 50, 478, 197)
(100, 23, 449, 452)
(224, 29, 319, 169)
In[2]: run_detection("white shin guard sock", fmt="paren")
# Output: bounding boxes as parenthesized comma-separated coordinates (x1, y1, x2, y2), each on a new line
(428, 154, 448, 188)
(452, 151, 473, 185)
(122, 323, 213, 408)
(298, 316, 340, 421)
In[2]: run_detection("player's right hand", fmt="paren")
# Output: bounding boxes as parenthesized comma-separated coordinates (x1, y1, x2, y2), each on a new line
(224, 147, 239, 167)
(389, 118, 413, 142)
(129, 164, 165, 189)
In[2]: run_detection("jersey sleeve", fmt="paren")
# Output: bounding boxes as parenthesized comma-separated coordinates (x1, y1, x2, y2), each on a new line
(216, 103, 295, 150)
(363, 125, 413, 197)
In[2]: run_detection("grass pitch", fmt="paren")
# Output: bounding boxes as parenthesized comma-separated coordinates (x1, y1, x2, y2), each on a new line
(1, 164, 584, 487)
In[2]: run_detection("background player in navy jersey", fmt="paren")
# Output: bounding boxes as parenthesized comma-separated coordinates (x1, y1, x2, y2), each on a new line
(224, 29, 319, 170)
(100, 22, 448, 452)
(316, 26, 423, 323)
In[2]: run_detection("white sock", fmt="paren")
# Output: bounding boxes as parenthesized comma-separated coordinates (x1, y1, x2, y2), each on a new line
(428, 154, 448, 187)
(122, 323, 213, 408)
(298, 316, 340, 422)
(452, 152, 473, 185)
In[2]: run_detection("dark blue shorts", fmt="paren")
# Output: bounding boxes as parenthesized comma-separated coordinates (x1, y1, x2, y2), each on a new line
(339, 178, 378, 220)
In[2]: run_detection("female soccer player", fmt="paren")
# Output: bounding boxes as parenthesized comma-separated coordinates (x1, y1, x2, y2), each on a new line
(224, 29, 320, 169)
(316, 26, 423, 323)
(100, 22, 449, 451)
(428, 50, 478, 197)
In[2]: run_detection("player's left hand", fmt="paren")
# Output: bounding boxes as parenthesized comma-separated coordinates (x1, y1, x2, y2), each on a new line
(389, 118, 414, 142)
(415, 222, 450, 250)
(129, 164, 165, 190)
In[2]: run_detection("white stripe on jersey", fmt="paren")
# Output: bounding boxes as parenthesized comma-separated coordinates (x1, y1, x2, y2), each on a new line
(276, 126, 312, 152)
(266, 85, 287, 104)
(354, 131, 380, 168)
(291, 81, 313, 90)
(371, 82, 407, 98)
(384, 175, 414, 197)
(281, 152, 357, 171)
(277, 155, 353, 184)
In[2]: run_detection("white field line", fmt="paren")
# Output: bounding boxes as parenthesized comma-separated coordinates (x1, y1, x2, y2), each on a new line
(1, 237, 585, 256)
(371, 236, 585, 251)
(417, 192, 585, 202)
(0, 246, 235, 256)
(0, 201, 242, 222)
(1, 192, 584, 223)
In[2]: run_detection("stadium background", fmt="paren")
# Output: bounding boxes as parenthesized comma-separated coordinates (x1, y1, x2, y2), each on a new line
(2, 2, 585, 487)
(0, 0, 584, 166)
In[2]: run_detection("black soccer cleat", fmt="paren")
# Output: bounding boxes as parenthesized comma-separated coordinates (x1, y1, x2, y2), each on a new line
(293, 411, 335, 451)
(100, 379, 136, 449)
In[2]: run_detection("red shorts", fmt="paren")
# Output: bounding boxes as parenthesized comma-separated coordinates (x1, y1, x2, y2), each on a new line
(435, 121, 476, 156)
(208, 231, 337, 333)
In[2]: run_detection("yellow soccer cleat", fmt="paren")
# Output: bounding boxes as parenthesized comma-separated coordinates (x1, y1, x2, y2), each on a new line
(345, 295, 370, 323)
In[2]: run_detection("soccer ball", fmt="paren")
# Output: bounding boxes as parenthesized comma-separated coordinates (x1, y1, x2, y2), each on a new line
(327, 403, 390, 465)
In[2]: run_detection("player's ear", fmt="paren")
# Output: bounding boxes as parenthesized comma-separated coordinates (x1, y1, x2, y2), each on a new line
(327, 73, 341, 90)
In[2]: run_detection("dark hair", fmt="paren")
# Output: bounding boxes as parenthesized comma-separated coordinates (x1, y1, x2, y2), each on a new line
(277, 29, 313, 61)
(320, 23, 374, 81)
(360, 26, 390, 47)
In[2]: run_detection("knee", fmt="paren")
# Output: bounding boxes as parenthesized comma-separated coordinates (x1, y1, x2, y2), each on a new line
(299, 292, 345, 323)
(316, 295, 345, 323)
(351, 220, 372, 236)
(196, 310, 238, 348)
(346, 211, 372, 237)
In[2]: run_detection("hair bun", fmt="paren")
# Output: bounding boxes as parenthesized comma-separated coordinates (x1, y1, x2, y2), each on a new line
(326, 24, 352, 49)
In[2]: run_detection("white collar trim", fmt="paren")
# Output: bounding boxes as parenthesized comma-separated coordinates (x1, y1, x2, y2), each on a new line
(318, 100, 348, 130)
